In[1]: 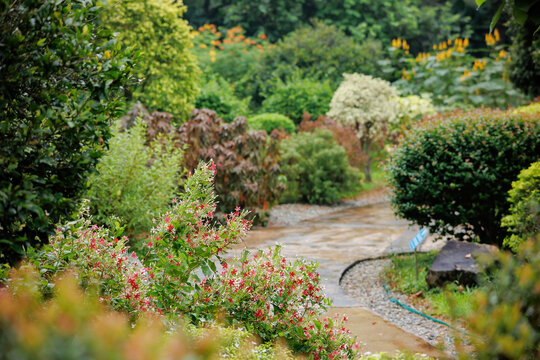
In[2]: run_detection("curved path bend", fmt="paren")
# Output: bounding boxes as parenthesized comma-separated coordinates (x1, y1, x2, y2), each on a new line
(230, 201, 449, 358)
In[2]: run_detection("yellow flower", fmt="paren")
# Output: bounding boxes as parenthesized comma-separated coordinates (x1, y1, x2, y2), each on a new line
(104, 50, 111, 59)
(432, 44, 437, 50)
(198, 44, 207, 48)
(464, 38, 469, 47)
(210, 57, 215, 63)
(494, 28, 500, 42)
(209, 50, 216, 57)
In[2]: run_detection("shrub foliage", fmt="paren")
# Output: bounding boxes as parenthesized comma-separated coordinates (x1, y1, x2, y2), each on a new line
(387, 109, 540, 246)
(298, 116, 366, 170)
(261, 77, 334, 125)
(86, 119, 182, 237)
(177, 109, 285, 222)
(0, 0, 135, 264)
(280, 130, 361, 205)
(458, 237, 540, 360)
(249, 113, 296, 134)
(502, 161, 540, 251)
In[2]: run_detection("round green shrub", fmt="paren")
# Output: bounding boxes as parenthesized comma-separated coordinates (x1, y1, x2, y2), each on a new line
(248, 113, 296, 134)
(387, 109, 540, 247)
(261, 77, 334, 125)
(502, 161, 540, 251)
(280, 129, 362, 205)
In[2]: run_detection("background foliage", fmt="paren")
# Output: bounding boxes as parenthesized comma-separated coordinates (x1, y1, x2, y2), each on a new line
(0, 0, 135, 264)
(261, 76, 334, 125)
(105, 0, 199, 121)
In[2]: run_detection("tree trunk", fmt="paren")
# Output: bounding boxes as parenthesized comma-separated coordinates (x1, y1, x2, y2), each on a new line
(360, 122, 373, 183)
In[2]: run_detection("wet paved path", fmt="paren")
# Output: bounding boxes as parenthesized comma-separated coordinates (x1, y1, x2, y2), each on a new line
(230, 201, 448, 358)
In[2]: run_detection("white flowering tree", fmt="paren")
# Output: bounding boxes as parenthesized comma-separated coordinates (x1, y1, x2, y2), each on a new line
(327, 73, 397, 182)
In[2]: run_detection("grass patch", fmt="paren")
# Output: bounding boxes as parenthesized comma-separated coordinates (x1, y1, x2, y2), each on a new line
(382, 251, 481, 320)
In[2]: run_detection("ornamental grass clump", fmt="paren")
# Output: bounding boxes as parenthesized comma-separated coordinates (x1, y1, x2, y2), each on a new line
(387, 109, 540, 247)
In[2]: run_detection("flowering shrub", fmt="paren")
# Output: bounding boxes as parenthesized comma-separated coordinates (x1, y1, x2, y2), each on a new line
(249, 113, 296, 134)
(177, 109, 285, 223)
(280, 130, 362, 204)
(86, 119, 182, 237)
(0, 265, 281, 360)
(34, 162, 251, 317)
(35, 202, 155, 317)
(21, 161, 361, 359)
(298, 116, 366, 170)
(387, 109, 540, 246)
(202, 246, 360, 359)
(501, 162, 540, 251)
(143, 161, 251, 314)
(327, 73, 397, 181)
(380, 33, 529, 110)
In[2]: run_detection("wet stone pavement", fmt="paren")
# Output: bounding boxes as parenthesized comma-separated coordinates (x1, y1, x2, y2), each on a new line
(229, 201, 450, 358)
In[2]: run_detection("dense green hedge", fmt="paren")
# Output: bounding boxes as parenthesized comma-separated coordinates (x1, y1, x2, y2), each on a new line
(387, 109, 540, 246)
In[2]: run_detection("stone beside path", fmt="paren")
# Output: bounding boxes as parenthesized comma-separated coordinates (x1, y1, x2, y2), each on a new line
(230, 198, 450, 358)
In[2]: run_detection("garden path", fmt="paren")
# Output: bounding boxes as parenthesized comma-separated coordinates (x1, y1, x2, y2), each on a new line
(229, 200, 449, 358)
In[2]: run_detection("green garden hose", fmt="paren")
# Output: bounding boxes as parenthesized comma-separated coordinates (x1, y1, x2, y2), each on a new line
(382, 281, 475, 338)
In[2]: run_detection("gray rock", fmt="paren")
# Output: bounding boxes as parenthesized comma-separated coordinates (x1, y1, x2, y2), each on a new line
(426, 240, 497, 288)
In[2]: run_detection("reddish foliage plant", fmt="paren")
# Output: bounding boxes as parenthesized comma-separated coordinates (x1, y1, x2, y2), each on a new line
(177, 109, 285, 223)
(298, 115, 367, 169)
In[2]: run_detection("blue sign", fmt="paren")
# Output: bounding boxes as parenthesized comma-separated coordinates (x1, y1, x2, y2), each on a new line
(409, 228, 428, 251)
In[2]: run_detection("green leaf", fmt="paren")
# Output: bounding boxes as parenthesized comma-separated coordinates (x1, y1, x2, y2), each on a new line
(475, 0, 487, 7)
(37, 38, 46, 46)
(490, 1, 505, 33)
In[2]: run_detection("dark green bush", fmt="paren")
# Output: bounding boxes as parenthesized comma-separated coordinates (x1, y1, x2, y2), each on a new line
(248, 113, 295, 134)
(502, 161, 540, 251)
(387, 109, 540, 247)
(457, 237, 540, 360)
(261, 77, 334, 125)
(0, 0, 135, 264)
(280, 129, 361, 205)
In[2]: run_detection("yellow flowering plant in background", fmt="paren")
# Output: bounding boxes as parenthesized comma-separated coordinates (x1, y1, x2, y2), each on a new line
(379, 30, 530, 110)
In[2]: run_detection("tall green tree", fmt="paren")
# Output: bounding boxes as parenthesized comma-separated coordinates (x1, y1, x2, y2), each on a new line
(105, 0, 200, 120)
(0, 0, 136, 264)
